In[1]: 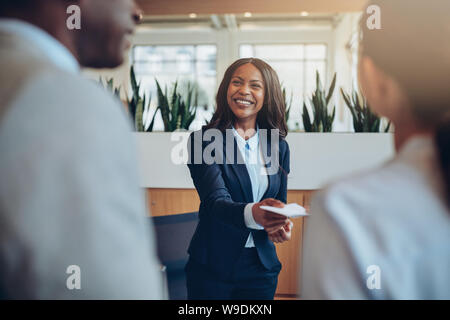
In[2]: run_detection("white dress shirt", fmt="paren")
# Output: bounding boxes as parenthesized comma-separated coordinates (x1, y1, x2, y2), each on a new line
(232, 126, 269, 248)
(302, 136, 450, 299)
(0, 18, 79, 74)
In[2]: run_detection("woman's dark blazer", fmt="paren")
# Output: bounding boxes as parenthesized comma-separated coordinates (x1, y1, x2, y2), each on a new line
(186, 126, 290, 280)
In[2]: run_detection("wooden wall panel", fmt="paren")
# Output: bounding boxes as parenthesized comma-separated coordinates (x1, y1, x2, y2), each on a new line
(146, 188, 316, 298)
(274, 190, 315, 298)
(274, 216, 304, 296)
(147, 188, 200, 216)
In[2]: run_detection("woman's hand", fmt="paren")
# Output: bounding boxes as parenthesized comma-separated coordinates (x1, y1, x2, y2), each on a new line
(268, 220, 293, 243)
(252, 198, 289, 234)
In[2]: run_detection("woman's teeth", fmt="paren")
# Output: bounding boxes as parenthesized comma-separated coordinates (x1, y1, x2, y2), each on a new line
(236, 99, 252, 105)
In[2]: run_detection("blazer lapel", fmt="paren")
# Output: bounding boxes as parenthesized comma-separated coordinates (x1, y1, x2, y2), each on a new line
(223, 130, 254, 203)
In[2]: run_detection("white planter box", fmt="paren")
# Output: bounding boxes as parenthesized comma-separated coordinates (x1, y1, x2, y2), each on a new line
(135, 132, 395, 190)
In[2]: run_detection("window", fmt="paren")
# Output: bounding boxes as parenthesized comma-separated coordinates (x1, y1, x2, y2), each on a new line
(130, 43, 328, 131)
(132, 45, 217, 131)
(240, 43, 328, 130)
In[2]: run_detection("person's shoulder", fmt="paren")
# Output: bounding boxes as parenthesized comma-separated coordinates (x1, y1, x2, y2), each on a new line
(307, 166, 400, 273)
(311, 158, 450, 298)
(273, 135, 289, 159)
(319, 161, 400, 208)
(35, 68, 119, 106)
(24, 68, 129, 129)
(314, 157, 435, 229)
(1, 66, 133, 156)
(278, 136, 289, 151)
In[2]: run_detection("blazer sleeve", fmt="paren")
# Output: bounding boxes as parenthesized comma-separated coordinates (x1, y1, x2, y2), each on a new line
(275, 140, 290, 204)
(187, 131, 247, 230)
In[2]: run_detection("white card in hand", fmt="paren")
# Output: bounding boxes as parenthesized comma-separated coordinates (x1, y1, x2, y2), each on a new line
(260, 203, 308, 218)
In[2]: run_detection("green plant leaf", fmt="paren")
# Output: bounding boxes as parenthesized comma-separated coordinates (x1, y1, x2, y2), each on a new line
(326, 73, 337, 105)
(384, 120, 392, 133)
(303, 70, 337, 132)
(315, 71, 322, 92)
(147, 106, 159, 132)
(155, 79, 171, 132)
(341, 87, 386, 132)
(171, 95, 181, 130)
(135, 98, 144, 132)
(302, 103, 313, 132)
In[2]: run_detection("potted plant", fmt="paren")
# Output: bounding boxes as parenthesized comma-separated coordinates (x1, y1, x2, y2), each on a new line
(128, 66, 159, 132)
(302, 71, 337, 132)
(341, 88, 391, 133)
(155, 79, 198, 132)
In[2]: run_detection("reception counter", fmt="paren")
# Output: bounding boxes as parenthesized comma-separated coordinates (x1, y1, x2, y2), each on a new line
(136, 132, 394, 190)
(136, 132, 395, 297)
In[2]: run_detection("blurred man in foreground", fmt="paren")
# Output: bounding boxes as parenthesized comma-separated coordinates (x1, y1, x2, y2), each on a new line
(0, 0, 163, 299)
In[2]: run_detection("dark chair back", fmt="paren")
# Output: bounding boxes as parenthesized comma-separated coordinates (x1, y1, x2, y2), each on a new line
(151, 212, 198, 300)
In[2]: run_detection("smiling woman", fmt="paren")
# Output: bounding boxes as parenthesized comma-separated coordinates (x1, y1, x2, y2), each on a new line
(185, 58, 291, 300)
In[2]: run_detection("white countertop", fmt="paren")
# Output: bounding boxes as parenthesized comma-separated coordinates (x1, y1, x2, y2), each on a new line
(136, 132, 395, 190)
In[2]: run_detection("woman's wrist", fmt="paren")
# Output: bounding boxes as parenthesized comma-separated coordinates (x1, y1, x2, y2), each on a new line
(244, 203, 264, 229)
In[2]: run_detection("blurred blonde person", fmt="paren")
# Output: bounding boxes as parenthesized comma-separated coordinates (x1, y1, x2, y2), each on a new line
(301, 0, 450, 299)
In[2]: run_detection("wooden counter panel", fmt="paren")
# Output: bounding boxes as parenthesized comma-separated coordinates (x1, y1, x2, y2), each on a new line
(275, 190, 314, 297)
(147, 189, 200, 216)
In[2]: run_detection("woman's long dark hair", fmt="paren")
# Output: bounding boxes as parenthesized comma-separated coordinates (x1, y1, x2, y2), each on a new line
(361, 0, 450, 206)
(206, 58, 288, 138)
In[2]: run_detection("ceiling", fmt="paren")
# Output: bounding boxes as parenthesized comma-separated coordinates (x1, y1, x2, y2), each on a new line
(139, 12, 339, 29)
(136, 0, 367, 16)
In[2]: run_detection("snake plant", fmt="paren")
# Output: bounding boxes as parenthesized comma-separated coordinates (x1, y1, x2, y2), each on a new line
(127, 66, 158, 132)
(340, 88, 391, 132)
(155, 79, 198, 132)
(302, 71, 336, 132)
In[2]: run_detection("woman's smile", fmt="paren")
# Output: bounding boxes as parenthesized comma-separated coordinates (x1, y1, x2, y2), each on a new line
(233, 98, 255, 108)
